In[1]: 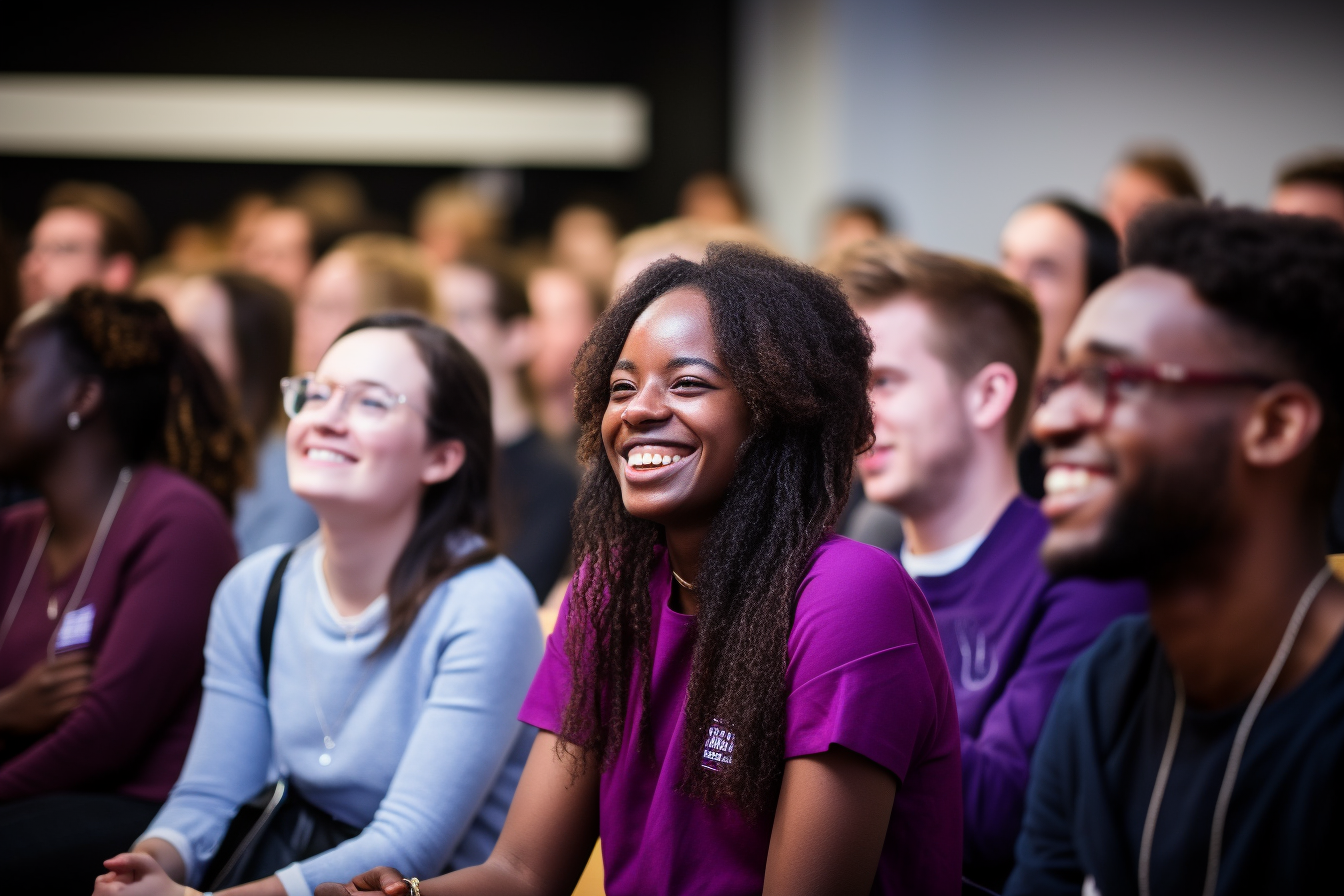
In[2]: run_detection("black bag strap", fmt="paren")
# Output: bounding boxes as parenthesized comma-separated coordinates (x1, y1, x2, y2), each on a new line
(259, 548, 296, 699)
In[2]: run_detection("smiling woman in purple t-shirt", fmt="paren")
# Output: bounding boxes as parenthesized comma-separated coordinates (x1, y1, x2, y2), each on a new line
(320, 243, 963, 896)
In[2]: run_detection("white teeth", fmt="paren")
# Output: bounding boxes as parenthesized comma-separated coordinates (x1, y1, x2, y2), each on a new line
(627, 448, 687, 469)
(1044, 466, 1095, 496)
(307, 448, 352, 464)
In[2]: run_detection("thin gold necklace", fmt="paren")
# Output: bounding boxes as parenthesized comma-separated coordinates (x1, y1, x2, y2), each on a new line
(671, 570, 696, 591)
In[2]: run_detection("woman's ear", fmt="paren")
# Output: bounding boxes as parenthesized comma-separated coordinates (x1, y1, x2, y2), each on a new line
(69, 377, 105, 422)
(422, 438, 467, 485)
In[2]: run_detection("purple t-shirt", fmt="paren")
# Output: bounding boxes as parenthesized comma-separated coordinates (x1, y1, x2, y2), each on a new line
(520, 534, 962, 896)
(912, 497, 1146, 876)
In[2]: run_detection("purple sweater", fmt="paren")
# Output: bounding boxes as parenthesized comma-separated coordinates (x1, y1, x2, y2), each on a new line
(0, 465, 236, 802)
(911, 497, 1145, 882)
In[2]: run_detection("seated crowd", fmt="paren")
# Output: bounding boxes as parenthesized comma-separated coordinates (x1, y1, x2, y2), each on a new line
(0, 146, 1341, 896)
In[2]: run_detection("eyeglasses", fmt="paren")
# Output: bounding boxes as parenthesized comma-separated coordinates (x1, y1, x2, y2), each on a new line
(1037, 361, 1278, 428)
(280, 376, 428, 424)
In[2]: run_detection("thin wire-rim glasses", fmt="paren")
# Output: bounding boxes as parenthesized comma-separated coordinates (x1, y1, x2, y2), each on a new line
(280, 375, 430, 424)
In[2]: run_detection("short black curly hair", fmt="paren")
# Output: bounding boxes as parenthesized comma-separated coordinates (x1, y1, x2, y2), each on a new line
(561, 242, 874, 815)
(1126, 202, 1344, 502)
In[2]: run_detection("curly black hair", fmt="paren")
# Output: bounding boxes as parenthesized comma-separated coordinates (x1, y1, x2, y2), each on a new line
(1127, 202, 1344, 500)
(560, 242, 874, 815)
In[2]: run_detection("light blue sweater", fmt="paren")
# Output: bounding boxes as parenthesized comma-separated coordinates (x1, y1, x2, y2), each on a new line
(140, 536, 543, 895)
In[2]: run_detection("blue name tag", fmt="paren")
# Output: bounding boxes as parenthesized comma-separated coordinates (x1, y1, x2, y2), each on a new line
(55, 604, 96, 652)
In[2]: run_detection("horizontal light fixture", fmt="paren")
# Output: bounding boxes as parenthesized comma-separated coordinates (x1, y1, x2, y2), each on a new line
(0, 74, 649, 168)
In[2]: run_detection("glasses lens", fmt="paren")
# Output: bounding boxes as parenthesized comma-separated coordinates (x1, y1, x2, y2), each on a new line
(348, 384, 398, 420)
(280, 377, 306, 419)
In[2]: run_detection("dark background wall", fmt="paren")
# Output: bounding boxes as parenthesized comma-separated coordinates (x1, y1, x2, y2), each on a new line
(0, 0, 732, 250)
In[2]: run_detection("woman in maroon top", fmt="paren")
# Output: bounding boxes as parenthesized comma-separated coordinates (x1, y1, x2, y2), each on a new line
(0, 289, 245, 893)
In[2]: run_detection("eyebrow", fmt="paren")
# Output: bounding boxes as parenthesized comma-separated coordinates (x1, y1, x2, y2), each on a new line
(1079, 340, 1138, 360)
(610, 356, 727, 377)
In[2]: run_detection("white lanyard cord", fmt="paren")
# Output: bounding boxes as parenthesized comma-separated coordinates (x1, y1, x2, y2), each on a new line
(1138, 562, 1333, 896)
(0, 468, 134, 660)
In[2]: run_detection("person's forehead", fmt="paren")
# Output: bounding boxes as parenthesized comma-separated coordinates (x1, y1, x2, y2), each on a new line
(623, 287, 717, 357)
(1002, 205, 1081, 257)
(861, 296, 938, 353)
(33, 207, 102, 241)
(1065, 267, 1240, 363)
(317, 328, 429, 394)
(438, 266, 494, 312)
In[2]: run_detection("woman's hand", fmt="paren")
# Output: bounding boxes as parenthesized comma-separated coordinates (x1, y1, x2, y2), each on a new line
(92, 853, 185, 896)
(314, 868, 409, 896)
(0, 650, 93, 734)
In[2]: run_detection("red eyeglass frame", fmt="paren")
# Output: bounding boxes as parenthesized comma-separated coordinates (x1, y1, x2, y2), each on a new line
(1037, 360, 1279, 428)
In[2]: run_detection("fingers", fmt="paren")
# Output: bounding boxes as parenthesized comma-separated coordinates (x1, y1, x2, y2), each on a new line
(101, 852, 158, 881)
(347, 868, 409, 894)
(313, 885, 357, 896)
(41, 659, 94, 690)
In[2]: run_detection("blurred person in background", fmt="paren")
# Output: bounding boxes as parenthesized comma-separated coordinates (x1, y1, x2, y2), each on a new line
(610, 218, 775, 296)
(677, 171, 750, 226)
(284, 172, 373, 252)
(1001, 197, 1120, 499)
(238, 206, 314, 299)
(1101, 145, 1202, 243)
(525, 265, 600, 447)
(224, 193, 277, 263)
(414, 180, 504, 270)
(839, 240, 1145, 891)
(817, 198, 891, 261)
(20, 182, 148, 309)
(96, 314, 541, 896)
(549, 203, 620, 303)
(295, 234, 435, 375)
(0, 289, 244, 893)
(167, 272, 319, 557)
(1270, 152, 1344, 554)
(1271, 152, 1344, 228)
(1007, 205, 1344, 896)
(435, 261, 578, 601)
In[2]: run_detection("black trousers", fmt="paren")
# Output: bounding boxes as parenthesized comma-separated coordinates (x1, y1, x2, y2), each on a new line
(0, 792, 162, 895)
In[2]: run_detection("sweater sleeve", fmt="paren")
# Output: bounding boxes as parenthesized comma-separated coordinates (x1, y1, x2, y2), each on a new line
(138, 548, 286, 886)
(291, 563, 544, 894)
(0, 494, 236, 800)
(961, 578, 1144, 868)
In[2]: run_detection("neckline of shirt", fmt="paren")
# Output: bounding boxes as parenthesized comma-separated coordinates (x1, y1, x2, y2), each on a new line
(901, 529, 990, 578)
(311, 543, 389, 638)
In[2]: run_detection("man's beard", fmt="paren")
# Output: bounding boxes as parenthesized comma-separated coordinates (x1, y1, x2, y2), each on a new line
(1043, 420, 1234, 583)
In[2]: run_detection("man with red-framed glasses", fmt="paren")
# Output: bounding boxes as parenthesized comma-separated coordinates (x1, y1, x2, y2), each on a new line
(1006, 203, 1344, 896)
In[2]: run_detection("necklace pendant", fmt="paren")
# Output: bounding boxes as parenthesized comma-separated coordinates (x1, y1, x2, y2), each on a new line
(47, 597, 58, 621)
(323, 735, 336, 749)
(319, 753, 332, 766)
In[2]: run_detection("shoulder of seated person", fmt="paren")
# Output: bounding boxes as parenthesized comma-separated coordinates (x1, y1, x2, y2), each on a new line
(132, 464, 233, 529)
(428, 553, 539, 620)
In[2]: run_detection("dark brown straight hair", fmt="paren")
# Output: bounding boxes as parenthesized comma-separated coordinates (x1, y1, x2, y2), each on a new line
(335, 312, 498, 646)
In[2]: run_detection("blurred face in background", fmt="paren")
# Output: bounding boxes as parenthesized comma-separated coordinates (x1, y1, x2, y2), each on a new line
(551, 205, 618, 293)
(21, 208, 129, 307)
(165, 276, 240, 396)
(1272, 182, 1344, 229)
(1001, 204, 1087, 380)
(528, 266, 595, 393)
(857, 297, 975, 517)
(436, 264, 531, 381)
(1102, 164, 1173, 241)
(295, 250, 362, 374)
(240, 207, 312, 297)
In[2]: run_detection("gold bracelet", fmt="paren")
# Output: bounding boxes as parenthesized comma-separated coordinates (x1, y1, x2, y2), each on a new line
(402, 879, 421, 896)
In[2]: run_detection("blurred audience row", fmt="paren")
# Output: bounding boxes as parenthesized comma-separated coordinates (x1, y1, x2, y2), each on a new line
(0, 140, 1341, 896)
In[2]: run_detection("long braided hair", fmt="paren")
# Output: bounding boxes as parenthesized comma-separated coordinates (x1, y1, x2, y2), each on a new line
(32, 287, 249, 512)
(561, 243, 874, 815)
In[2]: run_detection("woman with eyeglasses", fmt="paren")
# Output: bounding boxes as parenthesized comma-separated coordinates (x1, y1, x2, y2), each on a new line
(96, 313, 543, 896)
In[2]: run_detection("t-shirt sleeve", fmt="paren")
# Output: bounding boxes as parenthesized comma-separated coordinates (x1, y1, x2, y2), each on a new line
(518, 582, 574, 735)
(782, 543, 947, 783)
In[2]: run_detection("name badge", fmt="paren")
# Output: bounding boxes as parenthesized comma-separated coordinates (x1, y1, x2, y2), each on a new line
(55, 604, 96, 652)
(701, 720, 735, 772)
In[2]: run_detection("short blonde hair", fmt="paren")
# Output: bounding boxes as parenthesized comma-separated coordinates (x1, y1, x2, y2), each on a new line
(333, 233, 435, 317)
